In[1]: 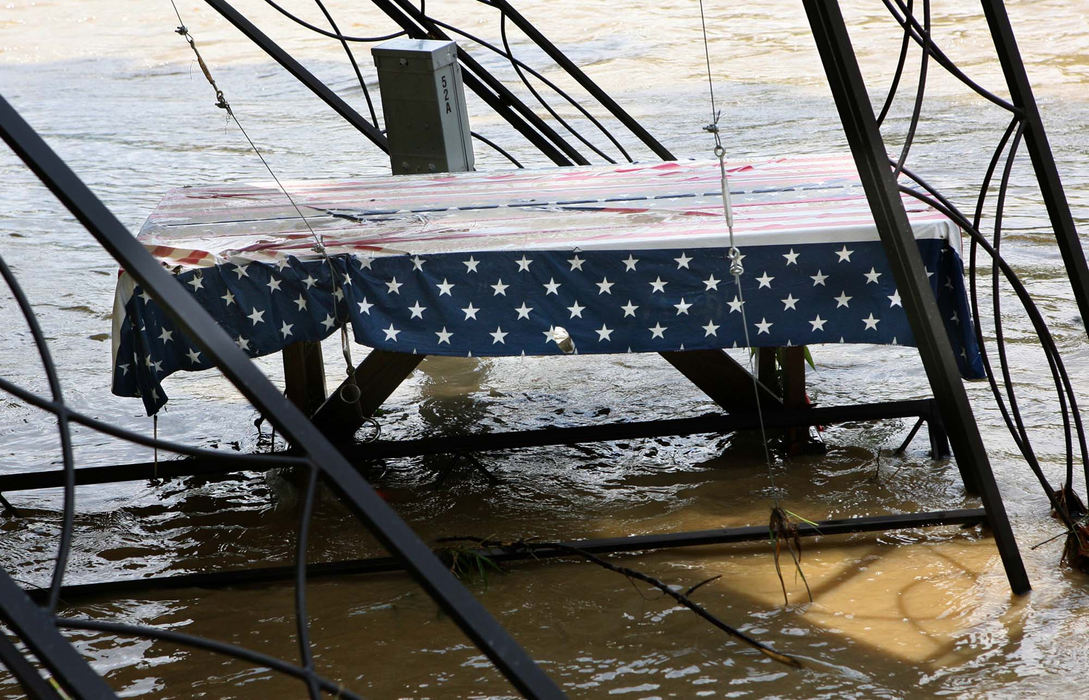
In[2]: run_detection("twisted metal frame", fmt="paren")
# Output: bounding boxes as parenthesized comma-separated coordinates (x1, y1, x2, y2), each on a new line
(867, 0, 1089, 530)
(0, 94, 562, 699)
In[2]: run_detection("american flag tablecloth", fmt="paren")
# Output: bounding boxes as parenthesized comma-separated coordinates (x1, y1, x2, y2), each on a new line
(112, 156, 983, 414)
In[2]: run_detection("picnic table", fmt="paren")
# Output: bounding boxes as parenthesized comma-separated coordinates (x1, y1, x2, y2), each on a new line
(111, 156, 982, 417)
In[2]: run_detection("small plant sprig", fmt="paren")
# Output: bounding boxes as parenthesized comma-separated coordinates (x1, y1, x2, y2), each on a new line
(769, 506, 817, 606)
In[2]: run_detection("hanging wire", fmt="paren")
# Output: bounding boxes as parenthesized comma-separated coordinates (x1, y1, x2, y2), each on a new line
(312, 0, 380, 128)
(263, 0, 405, 42)
(892, 0, 929, 178)
(56, 617, 363, 698)
(0, 256, 76, 615)
(169, 0, 361, 403)
(876, 0, 913, 126)
(978, 128, 1087, 506)
(426, 10, 632, 162)
(896, 171, 1087, 538)
(0, 370, 313, 468)
(153, 414, 159, 480)
(882, 0, 1018, 114)
(471, 130, 524, 167)
(498, 13, 619, 163)
(870, 0, 1087, 549)
(294, 464, 322, 699)
(698, 0, 719, 133)
(963, 117, 1087, 506)
(697, 0, 777, 489)
(879, 0, 1087, 538)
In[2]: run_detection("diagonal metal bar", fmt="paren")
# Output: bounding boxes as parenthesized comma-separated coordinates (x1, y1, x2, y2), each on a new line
(0, 624, 66, 699)
(978, 0, 1089, 336)
(799, 0, 1029, 594)
(203, 0, 389, 152)
(0, 94, 562, 699)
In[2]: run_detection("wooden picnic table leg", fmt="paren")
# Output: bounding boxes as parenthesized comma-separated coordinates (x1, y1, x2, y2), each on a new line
(663, 348, 819, 452)
(309, 349, 426, 439)
(659, 350, 783, 412)
(283, 341, 327, 415)
(756, 348, 777, 393)
(778, 347, 807, 411)
(778, 347, 808, 451)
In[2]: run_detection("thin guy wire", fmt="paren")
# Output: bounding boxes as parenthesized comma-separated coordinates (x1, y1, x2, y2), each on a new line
(698, 0, 719, 134)
(169, 0, 359, 396)
(170, 2, 322, 252)
(697, 0, 777, 495)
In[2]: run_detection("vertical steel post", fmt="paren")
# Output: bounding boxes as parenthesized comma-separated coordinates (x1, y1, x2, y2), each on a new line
(800, 0, 1029, 594)
(979, 0, 1089, 334)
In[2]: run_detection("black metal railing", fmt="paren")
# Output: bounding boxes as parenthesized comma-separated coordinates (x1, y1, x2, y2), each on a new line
(0, 94, 563, 699)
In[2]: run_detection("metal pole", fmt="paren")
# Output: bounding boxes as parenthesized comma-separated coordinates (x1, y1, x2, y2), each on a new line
(800, 0, 1029, 594)
(203, 0, 389, 152)
(34, 509, 988, 603)
(0, 399, 944, 493)
(0, 625, 67, 699)
(978, 0, 1089, 334)
(0, 94, 563, 699)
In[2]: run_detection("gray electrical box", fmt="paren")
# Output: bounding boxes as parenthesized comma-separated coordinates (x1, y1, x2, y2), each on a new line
(372, 39, 474, 175)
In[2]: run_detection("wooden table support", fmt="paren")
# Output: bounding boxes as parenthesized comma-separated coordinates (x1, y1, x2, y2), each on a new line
(660, 349, 783, 411)
(664, 347, 814, 449)
(306, 348, 792, 442)
(282, 341, 327, 416)
(770, 347, 809, 449)
(309, 349, 426, 438)
(299, 345, 949, 461)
